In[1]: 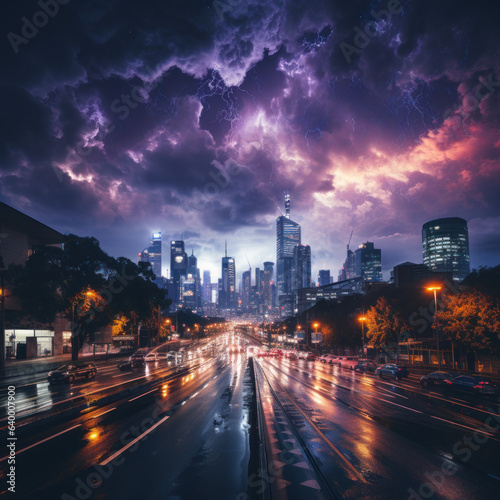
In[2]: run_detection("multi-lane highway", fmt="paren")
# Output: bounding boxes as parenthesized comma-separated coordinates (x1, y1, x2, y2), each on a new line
(1, 332, 499, 499)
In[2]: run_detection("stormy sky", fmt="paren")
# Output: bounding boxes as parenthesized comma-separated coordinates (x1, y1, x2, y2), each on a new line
(1, 0, 499, 283)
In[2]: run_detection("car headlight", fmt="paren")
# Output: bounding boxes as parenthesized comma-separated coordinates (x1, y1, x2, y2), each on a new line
(64, 371, 70, 375)
(48, 371, 53, 376)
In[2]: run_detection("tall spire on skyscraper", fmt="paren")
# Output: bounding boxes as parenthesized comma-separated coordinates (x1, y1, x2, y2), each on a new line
(285, 190, 290, 219)
(225, 239, 227, 257)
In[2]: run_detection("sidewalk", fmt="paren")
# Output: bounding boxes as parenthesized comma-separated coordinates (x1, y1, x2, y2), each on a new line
(0, 351, 123, 381)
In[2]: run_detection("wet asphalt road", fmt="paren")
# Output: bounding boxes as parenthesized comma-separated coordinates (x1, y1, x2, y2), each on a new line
(1, 335, 499, 500)
(254, 356, 500, 499)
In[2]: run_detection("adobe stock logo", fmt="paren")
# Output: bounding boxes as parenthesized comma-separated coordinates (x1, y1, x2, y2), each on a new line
(7, 0, 71, 55)
(339, 0, 403, 64)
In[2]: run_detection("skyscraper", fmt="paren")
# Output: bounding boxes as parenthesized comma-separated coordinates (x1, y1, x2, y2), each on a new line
(354, 242, 382, 282)
(202, 270, 212, 306)
(318, 270, 331, 287)
(138, 232, 162, 281)
(219, 241, 236, 311)
(263, 261, 274, 311)
(241, 270, 251, 312)
(276, 193, 301, 318)
(422, 217, 470, 283)
(170, 240, 187, 304)
(292, 244, 311, 290)
(181, 250, 201, 309)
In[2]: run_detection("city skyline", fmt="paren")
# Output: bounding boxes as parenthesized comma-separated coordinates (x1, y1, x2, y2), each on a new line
(1, 1, 498, 286)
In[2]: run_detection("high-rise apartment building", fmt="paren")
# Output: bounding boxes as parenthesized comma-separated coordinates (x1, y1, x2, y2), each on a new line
(422, 217, 470, 283)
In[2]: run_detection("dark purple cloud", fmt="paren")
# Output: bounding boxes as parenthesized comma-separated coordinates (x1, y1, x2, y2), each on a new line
(1, 0, 499, 281)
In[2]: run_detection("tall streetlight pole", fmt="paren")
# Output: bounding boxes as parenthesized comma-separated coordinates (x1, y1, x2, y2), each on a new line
(359, 316, 366, 358)
(427, 286, 442, 369)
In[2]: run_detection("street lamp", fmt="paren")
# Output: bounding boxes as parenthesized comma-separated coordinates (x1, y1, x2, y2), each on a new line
(426, 285, 442, 369)
(358, 316, 367, 357)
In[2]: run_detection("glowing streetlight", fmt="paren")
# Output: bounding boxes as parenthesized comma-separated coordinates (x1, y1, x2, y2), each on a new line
(359, 316, 367, 356)
(313, 322, 319, 333)
(426, 285, 442, 369)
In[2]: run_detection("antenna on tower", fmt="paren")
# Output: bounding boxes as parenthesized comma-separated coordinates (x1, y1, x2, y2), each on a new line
(225, 239, 227, 257)
(284, 190, 290, 219)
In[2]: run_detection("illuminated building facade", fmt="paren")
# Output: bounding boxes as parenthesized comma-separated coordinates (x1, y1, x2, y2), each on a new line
(422, 217, 470, 283)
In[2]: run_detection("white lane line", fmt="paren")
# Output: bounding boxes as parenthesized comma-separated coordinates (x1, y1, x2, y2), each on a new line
(91, 407, 117, 419)
(430, 416, 496, 436)
(0, 424, 82, 462)
(112, 373, 129, 378)
(99, 416, 171, 466)
(128, 388, 158, 402)
(379, 398, 423, 414)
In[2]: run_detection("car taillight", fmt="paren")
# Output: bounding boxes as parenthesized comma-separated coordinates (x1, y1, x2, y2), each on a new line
(473, 385, 482, 390)
(444, 380, 451, 384)
(398, 368, 401, 371)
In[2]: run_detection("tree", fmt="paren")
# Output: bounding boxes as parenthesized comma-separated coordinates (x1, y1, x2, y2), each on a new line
(365, 297, 409, 361)
(439, 290, 500, 353)
(6, 235, 170, 361)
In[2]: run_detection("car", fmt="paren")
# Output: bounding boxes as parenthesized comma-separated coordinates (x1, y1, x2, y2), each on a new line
(48, 363, 97, 384)
(376, 364, 409, 380)
(450, 375, 498, 396)
(305, 352, 316, 361)
(297, 351, 310, 360)
(354, 360, 378, 373)
(420, 371, 453, 388)
(118, 359, 134, 371)
(144, 352, 158, 362)
(338, 356, 359, 369)
(318, 354, 332, 363)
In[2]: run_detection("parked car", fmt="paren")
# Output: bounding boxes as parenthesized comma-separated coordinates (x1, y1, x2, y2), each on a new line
(420, 371, 453, 388)
(48, 363, 97, 384)
(337, 356, 359, 369)
(354, 360, 378, 373)
(450, 375, 498, 396)
(376, 364, 409, 380)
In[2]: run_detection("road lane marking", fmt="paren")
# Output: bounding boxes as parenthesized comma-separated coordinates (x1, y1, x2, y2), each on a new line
(430, 416, 495, 436)
(128, 388, 159, 402)
(0, 424, 82, 462)
(100, 413, 171, 466)
(91, 407, 117, 419)
(378, 398, 423, 413)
